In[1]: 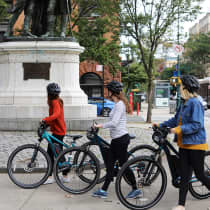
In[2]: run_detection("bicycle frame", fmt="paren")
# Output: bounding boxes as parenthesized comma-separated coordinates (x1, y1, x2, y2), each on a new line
(151, 130, 210, 187)
(41, 131, 72, 158)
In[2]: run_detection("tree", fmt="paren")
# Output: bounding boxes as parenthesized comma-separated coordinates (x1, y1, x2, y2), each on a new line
(119, 0, 202, 122)
(0, 0, 7, 21)
(72, 0, 121, 75)
(183, 32, 210, 78)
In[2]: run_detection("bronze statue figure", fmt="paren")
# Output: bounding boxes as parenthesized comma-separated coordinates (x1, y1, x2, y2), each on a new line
(4, 0, 72, 39)
(42, 0, 72, 38)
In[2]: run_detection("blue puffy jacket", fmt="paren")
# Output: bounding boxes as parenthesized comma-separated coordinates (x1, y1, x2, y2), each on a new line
(160, 97, 206, 145)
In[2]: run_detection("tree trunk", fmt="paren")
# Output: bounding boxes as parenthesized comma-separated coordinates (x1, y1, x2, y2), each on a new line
(146, 78, 153, 123)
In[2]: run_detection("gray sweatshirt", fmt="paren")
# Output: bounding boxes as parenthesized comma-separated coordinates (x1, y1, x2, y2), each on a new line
(102, 100, 128, 139)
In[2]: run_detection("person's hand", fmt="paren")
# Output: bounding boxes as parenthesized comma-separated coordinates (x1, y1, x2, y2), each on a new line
(170, 128, 176, 134)
(94, 123, 103, 128)
(152, 123, 159, 128)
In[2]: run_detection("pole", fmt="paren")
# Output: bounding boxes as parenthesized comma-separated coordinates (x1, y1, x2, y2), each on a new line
(137, 103, 139, 116)
(66, 0, 73, 36)
(176, 6, 181, 110)
(102, 65, 105, 116)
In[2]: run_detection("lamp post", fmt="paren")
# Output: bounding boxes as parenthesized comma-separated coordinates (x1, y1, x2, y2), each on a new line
(176, 6, 181, 110)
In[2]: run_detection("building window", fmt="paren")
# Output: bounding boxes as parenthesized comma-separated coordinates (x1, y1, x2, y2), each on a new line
(80, 72, 103, 98)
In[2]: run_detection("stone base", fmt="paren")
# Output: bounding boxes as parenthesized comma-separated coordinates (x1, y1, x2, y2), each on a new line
(0, 118, 106, 131)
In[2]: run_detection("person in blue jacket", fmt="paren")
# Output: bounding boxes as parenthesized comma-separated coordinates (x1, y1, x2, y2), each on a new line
(157, 75, 210, 210)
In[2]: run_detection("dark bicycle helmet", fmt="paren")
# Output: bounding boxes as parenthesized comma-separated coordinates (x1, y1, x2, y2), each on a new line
(47, 83, 61, 95)
(181, 75, 200, 93)
(106, 81, 123, 94)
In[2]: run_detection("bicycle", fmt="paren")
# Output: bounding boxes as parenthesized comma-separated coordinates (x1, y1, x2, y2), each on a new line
(78, 124, 161, 184)
(115, 125, 210, 210)
(7, 122, 100, 194)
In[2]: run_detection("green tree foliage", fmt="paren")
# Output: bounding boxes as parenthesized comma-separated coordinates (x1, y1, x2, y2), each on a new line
(119, 0, 203, 122)
(183, 33, 210, 77)
(0, 0, 7, 21)
(121, 62, 147, 94)
(72, 0, 121, 75)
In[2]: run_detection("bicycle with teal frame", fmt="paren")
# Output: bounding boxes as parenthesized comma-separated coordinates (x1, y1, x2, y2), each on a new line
(7, 122, 100, 194)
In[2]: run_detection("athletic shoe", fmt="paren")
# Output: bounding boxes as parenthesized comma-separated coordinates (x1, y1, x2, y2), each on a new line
(126, 189, 142, 199)
(172, 205, 185, 210)
(60, 175, 70, 183)
(92, 189, 108, 198)
(43, 177, 55, 185)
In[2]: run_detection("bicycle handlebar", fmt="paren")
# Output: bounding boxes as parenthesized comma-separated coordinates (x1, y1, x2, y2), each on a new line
(152, 125, 170, 145)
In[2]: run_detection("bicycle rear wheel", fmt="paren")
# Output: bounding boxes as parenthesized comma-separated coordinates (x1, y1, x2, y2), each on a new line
(115, 156, 167, 210)
(80, 141, 106, 184)
(7, 144, 52, 189)
(189, 151, 210, 199)
(54, 147, 100, 194)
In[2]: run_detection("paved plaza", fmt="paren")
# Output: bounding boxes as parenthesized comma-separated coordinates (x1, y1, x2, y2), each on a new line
(0, 102, 210, 210)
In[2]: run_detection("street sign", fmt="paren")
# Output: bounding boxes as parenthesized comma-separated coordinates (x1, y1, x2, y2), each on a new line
(173, 44, 184, 55)
(96, 65, 103, 72)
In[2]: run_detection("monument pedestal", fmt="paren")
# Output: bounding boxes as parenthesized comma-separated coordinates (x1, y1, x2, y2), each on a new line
(0, 41, 97, 130)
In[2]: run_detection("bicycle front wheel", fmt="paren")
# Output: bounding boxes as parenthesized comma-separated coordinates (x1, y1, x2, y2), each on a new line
(54, 147, 100, 194)
(189, 151, 210, 199)
(7, 144, 52, 189)
(115, 156, 167, 210)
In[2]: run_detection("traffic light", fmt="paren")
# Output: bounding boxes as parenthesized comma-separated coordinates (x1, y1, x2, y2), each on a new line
(170, 76, 181, 87)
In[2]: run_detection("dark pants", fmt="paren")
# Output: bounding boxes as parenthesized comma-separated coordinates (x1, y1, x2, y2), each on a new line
(47, 134, 68, 176)
(179, 148, 210, 206)
(101, 134, 137, 191)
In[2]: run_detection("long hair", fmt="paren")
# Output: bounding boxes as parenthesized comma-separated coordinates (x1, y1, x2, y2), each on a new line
(112, 92, 131, 114)
(47, 94, 64, 108)
(180, 84, 197, 100)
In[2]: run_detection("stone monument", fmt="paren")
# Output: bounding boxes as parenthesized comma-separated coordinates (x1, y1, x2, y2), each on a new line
(0, 0, 97, 131)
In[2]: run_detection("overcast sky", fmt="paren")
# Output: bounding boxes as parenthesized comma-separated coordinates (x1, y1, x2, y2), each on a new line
(185, 0, 210, 33)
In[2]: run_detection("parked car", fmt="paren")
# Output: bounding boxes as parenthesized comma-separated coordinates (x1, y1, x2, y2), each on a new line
(88, 97, 115, 116)
(197, 95, 208, 111)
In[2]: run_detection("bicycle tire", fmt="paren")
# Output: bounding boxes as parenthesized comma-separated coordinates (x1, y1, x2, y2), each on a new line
(81, 142, 161, 184)
(115, 156, 167, 210)
(124, 144, 162, 185)
(7, 144, 52, 189)
(189, 151, 210, 199)
(54, 147, 100, 194)
(80, 141, 106, 184)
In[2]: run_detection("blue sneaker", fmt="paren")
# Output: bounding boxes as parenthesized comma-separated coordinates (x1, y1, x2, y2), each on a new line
(92, 189, 108, 198)
(126, 189, 142, 199)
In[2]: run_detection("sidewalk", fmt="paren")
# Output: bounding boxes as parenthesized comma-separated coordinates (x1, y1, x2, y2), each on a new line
(0, 104, 210, 210)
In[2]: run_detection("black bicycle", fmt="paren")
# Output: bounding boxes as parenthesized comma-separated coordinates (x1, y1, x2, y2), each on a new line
(8, 122, 100, 194)
(115, 126, 210, 210)
(79, 124, 161, 184)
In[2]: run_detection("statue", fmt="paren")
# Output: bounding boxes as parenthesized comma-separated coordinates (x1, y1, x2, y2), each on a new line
(4, 0, 72, 39)
(4, 0, 26, 37)
(42, 0, 72, 38)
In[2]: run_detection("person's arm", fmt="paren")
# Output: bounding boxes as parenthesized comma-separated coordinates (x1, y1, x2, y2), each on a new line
(102, 102, 124, 129)
(43, 100, 61, 124)
(160, 105, 181, 128)
(180, 101, 203, 135)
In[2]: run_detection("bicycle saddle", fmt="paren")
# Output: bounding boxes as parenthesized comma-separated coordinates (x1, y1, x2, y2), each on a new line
(66, 134, 83, 140)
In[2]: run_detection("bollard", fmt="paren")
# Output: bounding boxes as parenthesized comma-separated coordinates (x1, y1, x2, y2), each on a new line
(137, 103, 139, 116)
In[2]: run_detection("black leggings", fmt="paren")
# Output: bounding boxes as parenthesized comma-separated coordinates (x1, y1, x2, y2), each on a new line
(47, 134, 68, 176)
(101, 134, 137, 191)
(179, 148, 210, 206)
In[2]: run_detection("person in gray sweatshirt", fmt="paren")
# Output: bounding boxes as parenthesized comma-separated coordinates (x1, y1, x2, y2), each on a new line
(92, 81, 142, 199)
